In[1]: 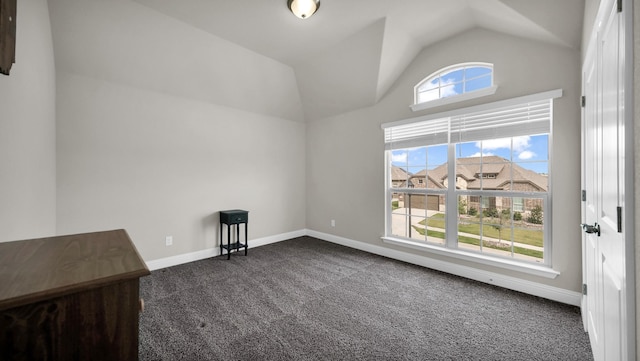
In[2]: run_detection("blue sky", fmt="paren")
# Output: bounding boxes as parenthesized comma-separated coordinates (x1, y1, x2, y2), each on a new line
(391, 134, 549, 174)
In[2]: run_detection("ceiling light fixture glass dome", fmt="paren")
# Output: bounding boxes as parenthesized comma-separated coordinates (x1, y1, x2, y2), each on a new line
(287, 0, 320, 19)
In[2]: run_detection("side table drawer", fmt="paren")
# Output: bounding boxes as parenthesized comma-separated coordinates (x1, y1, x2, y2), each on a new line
(220, 210, 248, 224)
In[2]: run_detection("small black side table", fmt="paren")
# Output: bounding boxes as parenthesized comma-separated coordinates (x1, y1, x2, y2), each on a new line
(219, 209, 248, 260)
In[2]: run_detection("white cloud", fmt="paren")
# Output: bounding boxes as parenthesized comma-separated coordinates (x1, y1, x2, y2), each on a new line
(440, 79, 458, 98)
(512, 136, 531, 152)
(518, 150, 536, 160)
(417, 79, 458, 103)
(468, 152, 494, 158)
(392, 152, 407, 163)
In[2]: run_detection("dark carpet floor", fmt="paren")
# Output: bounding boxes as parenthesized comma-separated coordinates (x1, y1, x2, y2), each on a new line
(139, 236, 593, 360)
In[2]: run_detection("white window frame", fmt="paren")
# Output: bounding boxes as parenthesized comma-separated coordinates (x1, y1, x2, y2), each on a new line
(411, 62, 498, 112)
(383, 89, 562, 279)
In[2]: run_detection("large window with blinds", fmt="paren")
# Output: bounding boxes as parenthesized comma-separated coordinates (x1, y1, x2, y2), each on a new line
(383, 90, 561, 266)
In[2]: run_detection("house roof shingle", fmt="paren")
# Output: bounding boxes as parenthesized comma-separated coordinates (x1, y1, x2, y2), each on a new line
(391, 166, 409, 182)
(408, 156, 548, 191)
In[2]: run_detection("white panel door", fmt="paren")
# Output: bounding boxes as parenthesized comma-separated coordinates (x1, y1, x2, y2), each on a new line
(583, 44, 601, 360)
(582, 0, 630, 360)
(598, 4, 625, 359)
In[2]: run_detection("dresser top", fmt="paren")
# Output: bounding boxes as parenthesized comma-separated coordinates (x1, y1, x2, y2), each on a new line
(0, 229, 150, 311)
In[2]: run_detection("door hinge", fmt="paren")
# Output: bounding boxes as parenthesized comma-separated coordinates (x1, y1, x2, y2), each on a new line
(617, 206, 622, 233)
(582, 284, 588, 295)
(618, 0, 623, 12)
(581, 190, 586, 202)
(581, 96, 586, 108)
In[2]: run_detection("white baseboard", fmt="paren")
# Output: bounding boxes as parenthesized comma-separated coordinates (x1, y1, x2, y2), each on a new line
(306, 230, 582, 306)
(145, 229, 306, 271)
(145, 228, 581, 306)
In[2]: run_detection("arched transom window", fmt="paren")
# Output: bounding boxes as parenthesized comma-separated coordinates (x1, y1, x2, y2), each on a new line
(412, 63, 497, 111)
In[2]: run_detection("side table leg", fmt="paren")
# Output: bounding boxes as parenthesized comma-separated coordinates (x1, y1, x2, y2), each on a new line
(227, 223, 231, 260)
(236, 223, 240, 252)
(245, 222, 248, 256)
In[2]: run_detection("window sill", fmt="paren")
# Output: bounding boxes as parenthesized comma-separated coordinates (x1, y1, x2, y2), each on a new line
(381, 236, 559, 279)
(410, 85, 498, 112)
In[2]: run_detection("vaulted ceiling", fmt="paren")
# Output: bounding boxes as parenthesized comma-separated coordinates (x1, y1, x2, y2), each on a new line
(131, 0, 585, 120)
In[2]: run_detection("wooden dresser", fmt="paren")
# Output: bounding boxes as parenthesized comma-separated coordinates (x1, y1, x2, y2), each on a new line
(0, 229, 150, 360)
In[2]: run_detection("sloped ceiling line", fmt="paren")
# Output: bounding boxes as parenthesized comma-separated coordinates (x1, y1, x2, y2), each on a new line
(118, 0, 584, 121)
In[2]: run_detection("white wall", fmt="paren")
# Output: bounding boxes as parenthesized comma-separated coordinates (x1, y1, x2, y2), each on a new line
(306, 28, 583, 292)
(50, 0, 306, 262)
(0, 0, 56, 242)
(56, 74, 305, 261)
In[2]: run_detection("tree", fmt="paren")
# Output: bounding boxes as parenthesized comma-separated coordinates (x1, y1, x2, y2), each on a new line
(458, 198, 467, 217)
(527, 205, 543, 224)
(483, 207, 499, 218)
(513, 211, 522, 221)
(490, 209, 510, 244)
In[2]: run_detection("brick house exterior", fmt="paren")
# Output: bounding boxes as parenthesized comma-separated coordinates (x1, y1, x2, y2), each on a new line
(394, 156, 547, 214)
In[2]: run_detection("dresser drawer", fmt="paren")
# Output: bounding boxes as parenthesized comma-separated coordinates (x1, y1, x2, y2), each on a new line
(220, 210, 248, 224)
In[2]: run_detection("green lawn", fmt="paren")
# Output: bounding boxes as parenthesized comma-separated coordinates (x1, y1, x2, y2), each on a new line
(412, 225, 544, 259)
(419, 213, 543, 247)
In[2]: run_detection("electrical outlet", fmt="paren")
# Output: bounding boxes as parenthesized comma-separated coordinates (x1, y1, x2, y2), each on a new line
(165, 236, 173, 246)
(331, 219, 335, 227)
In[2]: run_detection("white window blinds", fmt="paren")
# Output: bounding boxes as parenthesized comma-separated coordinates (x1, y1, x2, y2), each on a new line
(383, 117, 449, 149)
(383, 89, 561, 149)
(450, 99, 551, 143)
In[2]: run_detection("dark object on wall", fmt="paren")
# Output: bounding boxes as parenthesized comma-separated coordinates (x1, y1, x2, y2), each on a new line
(0, 229, 150, 360)
(0, 0, 16, 75)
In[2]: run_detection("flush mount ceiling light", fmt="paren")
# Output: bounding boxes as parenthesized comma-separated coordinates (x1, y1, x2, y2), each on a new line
(287, 0, 320, 19)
